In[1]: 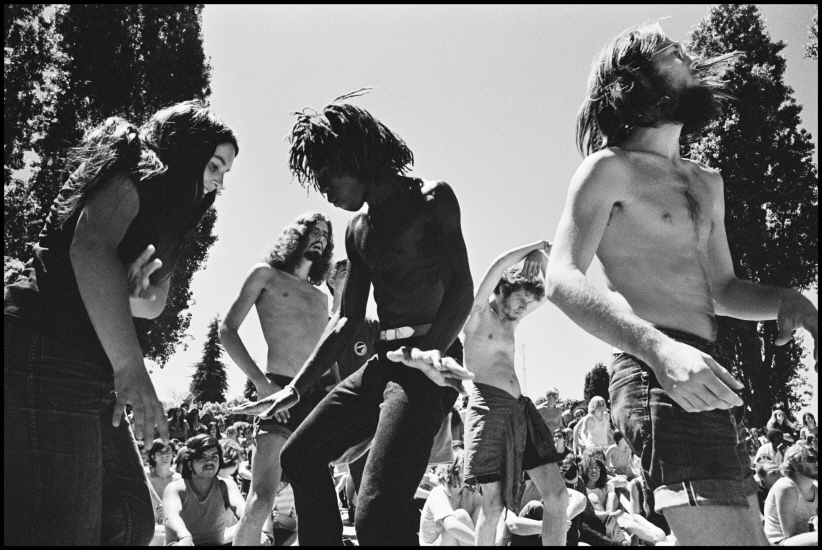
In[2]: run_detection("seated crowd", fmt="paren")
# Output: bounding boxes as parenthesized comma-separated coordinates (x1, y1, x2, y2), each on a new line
(141, 396, 816, 546)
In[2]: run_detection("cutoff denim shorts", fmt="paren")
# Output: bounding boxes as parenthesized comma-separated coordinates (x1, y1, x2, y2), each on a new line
(609, 327, 757, 513)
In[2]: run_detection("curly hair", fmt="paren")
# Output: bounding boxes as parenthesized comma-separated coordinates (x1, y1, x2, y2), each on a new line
(494, 267, 546, 301)
(576, 21, 740, 156)
(781, 441, 817, 478)
(286, 92, 413, 193)
(265, 212, 334, 286)
(436, 449, 465, 489)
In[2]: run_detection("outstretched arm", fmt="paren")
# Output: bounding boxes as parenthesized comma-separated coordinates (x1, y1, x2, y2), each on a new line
(545, 153, 743, 413)
(706, 173, 817, 367)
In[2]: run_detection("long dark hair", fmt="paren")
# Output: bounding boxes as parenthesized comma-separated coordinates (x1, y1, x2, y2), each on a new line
(58, 101, 238, 280)
(265, 212, 334, 286)
(576, 22, 739, 157)
(287, 90, 413, 193)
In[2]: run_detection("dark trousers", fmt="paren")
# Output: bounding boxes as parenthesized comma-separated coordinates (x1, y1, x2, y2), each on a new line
(280, 336, 460, 546)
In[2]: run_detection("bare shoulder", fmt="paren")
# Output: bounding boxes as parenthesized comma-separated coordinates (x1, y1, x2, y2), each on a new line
(571, 149, 633, 196)
(421, 180, 459, 206)
(166, 478, 187, 497)
(683, 158, 723, 186)
(246, 262, 278, 285)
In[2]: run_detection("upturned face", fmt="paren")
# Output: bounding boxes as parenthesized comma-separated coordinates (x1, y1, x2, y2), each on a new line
(302, 220, 330, 263)
(499, 289, 537, 321)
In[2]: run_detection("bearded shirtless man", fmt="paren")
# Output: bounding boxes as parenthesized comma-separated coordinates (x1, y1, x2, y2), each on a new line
(545, 23, 818, 546)
(231, 99, 474, 545)
(219, 212, 334, 546)
(462, 241, 569, 546)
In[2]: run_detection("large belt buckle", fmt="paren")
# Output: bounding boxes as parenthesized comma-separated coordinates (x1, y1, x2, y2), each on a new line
(396, 326, 413, 339)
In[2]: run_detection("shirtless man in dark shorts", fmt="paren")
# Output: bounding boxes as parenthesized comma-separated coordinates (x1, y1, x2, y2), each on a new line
(545, 23, 818, 546)
(219, 212, 334, 545)
(231, 99, 475, 545)
(462, 240, 569, 545)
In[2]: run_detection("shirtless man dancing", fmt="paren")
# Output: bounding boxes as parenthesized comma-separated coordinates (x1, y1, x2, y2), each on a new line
(219, 212, 334, 546)
(462, 241, 569, 546)
(232, 99, 474, 545)
(545, 23, 818, 546)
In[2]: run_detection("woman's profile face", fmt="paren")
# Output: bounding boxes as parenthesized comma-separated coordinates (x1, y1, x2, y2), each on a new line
(203, 142, 237, 195)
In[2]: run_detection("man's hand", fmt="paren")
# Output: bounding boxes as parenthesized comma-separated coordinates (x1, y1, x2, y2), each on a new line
(227, 386, 299, 422)
(650, 340, 744, 413)
(775, 291, 818, 370)
(125, 244, 162, 300)
(386, 347, 475, 395)
(254, 378, 289, 423)
(112, 362, 168, 448)
(522, 242, 551, 280)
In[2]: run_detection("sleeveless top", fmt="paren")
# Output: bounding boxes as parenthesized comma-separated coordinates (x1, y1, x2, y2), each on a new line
(4, 170, 214, 363)
(584, 413, 611, 448)
(179, 478, 227, 546)
(763, 478, 818, 545)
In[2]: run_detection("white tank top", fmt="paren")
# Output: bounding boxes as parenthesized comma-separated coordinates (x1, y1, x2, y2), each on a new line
(584, 413, 610, 448)
(763, 478, 818, 545)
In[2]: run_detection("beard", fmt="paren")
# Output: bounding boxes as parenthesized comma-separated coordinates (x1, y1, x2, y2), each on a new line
(303, 248, 322, 263)
(661, 84, 720, 136)
(797, 462, 818, 480)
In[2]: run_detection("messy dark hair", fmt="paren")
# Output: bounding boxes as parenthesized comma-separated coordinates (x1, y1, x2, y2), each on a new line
(265, 212, 334, 286)
(580, 456, 609, 490)
(57, 101, 239, 282)
(494, 267, 546, 301)
(180, 434, 225, 480)
(576, 22, 740, 156)
(286, 89, 414, 193)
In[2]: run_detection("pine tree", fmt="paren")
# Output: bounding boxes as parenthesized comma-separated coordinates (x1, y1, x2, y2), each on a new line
(583, 363, 610, 408)
(685, 5, 818, 426)
(4, 5, 216, 366)
(190, 315, 229, 404)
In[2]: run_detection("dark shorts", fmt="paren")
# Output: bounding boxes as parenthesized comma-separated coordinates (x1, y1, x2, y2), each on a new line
(609, 328, 756, 513)
(253, 374, 320, 440)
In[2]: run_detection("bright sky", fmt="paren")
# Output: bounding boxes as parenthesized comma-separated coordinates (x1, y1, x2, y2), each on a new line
(149, 5, 818, 414)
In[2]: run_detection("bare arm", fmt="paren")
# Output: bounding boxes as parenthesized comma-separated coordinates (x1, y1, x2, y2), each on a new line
(546, 153, 743, 413)
(70, 173, 167, 446)
(162, 481, 193, 544)
(473, 240, 551, 308)
(220, 265, 278, 391)
(504, 509, 543, 536)
(707, 173, 818, 363)
(226, 478, 245, 520)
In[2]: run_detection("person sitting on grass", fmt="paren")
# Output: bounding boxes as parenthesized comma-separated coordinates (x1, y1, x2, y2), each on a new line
(756, 428, 789, 466)
(163, 435, 245, 546)
(764, 441, 818, 546)
(419, 450, 480, 546)
(754, 458, 783, 516)
(147, 439, 181, 524)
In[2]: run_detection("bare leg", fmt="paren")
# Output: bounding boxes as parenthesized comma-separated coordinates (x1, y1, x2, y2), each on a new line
(234, 433, 288, 546)
(781, 532, 818, 546)
(526, 463, 569, 546)
(440, 509, 475, 546)
(475, 481, 505, 546)
(662, 493, 768, 546)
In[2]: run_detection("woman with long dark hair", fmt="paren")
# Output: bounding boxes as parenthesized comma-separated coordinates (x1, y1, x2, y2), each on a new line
(4, 101, 237, 545)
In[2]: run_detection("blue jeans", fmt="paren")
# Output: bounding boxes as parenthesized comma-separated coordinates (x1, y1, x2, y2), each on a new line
(4, 316, 154, 545)
(280, 336, 460, 546)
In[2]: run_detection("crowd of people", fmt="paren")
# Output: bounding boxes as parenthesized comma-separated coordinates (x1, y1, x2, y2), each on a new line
(4, 17, 818, 547)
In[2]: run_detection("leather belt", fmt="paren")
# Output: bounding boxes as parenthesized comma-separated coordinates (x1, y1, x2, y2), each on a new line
(378, 323, 432, 341)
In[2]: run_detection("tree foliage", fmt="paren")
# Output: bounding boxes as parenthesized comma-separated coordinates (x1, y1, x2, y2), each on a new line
(685, 5, 818, 426)
(583, 363, 610, 407)
(4, 4, 215, 366)
(190, 316, 229, 404)
(243, 378, 258, 402)
(805, 5, 818, 60)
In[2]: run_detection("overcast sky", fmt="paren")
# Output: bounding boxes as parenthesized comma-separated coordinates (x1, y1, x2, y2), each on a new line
(147, 4, 818, 414)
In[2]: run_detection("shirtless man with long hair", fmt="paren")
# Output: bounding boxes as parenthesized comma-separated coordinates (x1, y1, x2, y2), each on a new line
(232, 95, 474, 545)
(545, 22, 818, 545)
(219, 212, 334, 545)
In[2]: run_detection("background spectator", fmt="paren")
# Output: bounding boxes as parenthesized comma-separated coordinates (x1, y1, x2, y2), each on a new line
(763, 441, 818, 546)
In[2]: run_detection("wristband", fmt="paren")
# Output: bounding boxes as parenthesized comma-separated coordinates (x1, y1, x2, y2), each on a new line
(285, 384, 300, 404)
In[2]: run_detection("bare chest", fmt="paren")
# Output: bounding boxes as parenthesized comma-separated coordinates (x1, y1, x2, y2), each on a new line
(255, 274, 327, 330)
(355, 213, 433, 274)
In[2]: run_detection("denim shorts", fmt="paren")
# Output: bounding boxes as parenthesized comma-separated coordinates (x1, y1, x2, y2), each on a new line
(253, 373, 322, 439)
(608, 328, 756, 513)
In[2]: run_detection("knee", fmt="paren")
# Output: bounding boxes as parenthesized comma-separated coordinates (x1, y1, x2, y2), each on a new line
(481, 499, 505, 521)
(279, 438, 309, 478)
(454, 508, 473, 528)
(543, 485, 569, 512)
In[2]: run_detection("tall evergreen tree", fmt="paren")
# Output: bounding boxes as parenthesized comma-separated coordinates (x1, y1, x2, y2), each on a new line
(190, 315, 229, 404)
(685, 5, 818, 426)
(4, 4, 216, 366)
(583, 363, 610, 408)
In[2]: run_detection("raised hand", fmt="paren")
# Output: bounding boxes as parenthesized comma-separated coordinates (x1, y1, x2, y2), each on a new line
(522, 241, 551, 280)
(386, 347, 475, 395)
(650, 340, 744, 413)
(227, 385, 298, 423)
(125, 244, 162, 299)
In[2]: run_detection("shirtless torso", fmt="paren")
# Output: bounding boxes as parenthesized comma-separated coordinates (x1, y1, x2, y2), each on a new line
(597, 147, 717, 341)
(537, 403, 565, 433)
